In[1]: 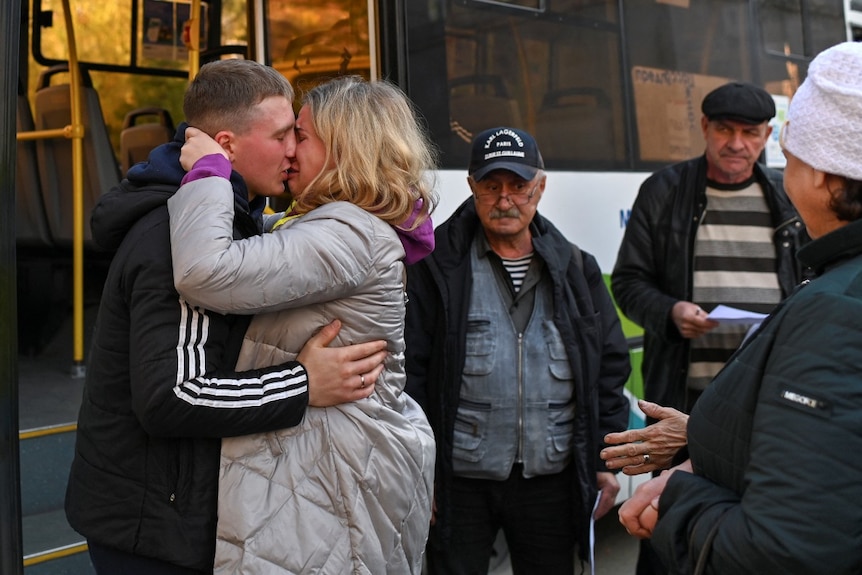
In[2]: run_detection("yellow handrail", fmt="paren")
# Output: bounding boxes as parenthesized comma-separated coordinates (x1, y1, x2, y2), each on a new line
(62, 0, 87, 378)
(188, 0, 201, 80)
(16, 127, 72, 141)
(15, 0, 86, 376)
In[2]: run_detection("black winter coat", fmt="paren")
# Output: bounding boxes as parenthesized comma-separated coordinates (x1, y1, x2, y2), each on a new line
(653, 217, 862, 575)
(611, 156, 807, 412)
(405, 198, 630, 560)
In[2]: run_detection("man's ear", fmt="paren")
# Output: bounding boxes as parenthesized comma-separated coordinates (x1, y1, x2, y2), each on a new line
(213, 130, 235, 160)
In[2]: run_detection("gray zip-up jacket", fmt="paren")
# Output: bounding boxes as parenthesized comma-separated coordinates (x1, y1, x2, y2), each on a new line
(168, 177, 435, 574)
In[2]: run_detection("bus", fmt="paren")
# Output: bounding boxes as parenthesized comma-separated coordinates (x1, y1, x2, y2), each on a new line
(2, 0, 858, 572)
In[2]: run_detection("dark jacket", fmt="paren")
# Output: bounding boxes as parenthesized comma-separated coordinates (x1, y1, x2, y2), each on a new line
(405, 198, 630, 558)
(652, 217, 862, 575)
(65, 125, 310, 571)
(611, 156, 807, 412)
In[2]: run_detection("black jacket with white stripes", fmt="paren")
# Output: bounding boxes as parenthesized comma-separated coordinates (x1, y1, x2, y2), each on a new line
(65, 126, 309, 571)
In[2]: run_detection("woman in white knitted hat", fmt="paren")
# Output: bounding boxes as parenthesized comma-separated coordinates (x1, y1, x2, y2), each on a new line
(616, 41, 862, 575)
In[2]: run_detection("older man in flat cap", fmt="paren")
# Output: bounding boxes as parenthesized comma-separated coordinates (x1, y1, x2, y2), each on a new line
(607, 82, 810, 573)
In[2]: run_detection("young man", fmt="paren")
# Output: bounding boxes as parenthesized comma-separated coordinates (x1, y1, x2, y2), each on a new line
(65, 59, 386, 575)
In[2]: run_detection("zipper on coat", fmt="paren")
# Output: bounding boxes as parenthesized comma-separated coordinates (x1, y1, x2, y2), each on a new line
(517, 332, 524, 464)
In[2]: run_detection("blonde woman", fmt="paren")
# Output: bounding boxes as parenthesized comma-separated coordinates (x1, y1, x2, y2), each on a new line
(168, 76, 437, 574)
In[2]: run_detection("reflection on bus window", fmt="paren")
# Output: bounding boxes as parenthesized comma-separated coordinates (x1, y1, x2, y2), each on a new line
(412, 0, 624, 170)
(266, 0, 371, 99)
(405, 0, 845, 172)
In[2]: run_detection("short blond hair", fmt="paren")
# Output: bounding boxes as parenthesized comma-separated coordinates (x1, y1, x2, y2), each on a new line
(183, 59, 294, 136)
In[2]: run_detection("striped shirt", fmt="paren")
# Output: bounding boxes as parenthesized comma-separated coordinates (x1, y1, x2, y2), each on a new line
(687, 179, 782, 391)
(501, 254, 533, 292)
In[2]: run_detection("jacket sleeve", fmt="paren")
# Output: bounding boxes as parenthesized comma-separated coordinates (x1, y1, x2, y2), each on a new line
(583, 251, 631, 463)
(404, 259, 440, 410)
(167, 176, 376, 314)
(652, 292, 862, 574)
(120, 213, 309, 439)
(611, 177, 682, 341)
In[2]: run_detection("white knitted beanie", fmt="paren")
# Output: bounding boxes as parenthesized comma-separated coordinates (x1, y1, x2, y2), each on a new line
(784, 41, 862, 181)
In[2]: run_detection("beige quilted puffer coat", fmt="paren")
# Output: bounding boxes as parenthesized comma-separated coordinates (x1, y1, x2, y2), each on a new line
(168, 177, 435, 574)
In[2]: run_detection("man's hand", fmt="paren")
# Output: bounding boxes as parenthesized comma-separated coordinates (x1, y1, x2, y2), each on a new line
(180, 126, 228, 171)
(601, 400, 688, 475)
(671, 301, 719, 339)
(297, 320, 388, 407)
(595, 472, 620, 520)
(619, 460, 692, 538)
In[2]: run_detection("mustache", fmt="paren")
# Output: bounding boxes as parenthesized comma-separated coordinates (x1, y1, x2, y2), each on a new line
(490, 208, 521, 219)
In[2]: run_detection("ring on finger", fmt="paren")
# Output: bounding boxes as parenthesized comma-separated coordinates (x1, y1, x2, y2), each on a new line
(643, 453, 651, 465)
(360, 374, 366, 388)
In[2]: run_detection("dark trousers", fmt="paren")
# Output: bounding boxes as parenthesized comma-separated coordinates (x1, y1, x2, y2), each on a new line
(88, 541, 209, 575)
(637, 539, 667, 575)
(426, 464, 577, 575)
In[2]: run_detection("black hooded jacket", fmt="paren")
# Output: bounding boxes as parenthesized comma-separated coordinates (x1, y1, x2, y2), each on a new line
(65, 125, 309, 571)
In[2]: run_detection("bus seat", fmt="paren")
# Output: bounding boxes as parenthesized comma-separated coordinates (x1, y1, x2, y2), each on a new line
(449, 75, 523, 156)
(33, 64, 120, 246)
(16, 79, 53, 247)
(534, 87, 616, 168)
(120, 107, 175, 175)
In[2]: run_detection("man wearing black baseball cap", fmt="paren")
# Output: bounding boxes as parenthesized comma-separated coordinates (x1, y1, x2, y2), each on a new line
(405, 127, 631, 574)
(608, 82, 809, 573)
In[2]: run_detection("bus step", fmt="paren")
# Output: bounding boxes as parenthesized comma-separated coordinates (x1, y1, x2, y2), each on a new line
(20, 425, 77, 517)
(22, 509, 93, 574)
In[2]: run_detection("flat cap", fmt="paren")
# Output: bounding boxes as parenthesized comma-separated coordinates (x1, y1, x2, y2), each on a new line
(701, 81, 776, 124)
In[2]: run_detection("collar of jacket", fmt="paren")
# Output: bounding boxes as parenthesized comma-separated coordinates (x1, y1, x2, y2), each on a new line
(797, 218, 862, 272)
(690, 155, 799, 228)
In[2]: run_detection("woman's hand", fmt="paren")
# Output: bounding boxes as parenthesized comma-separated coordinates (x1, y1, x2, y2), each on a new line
(181, 126, 228, 171)
(618, 460, 692, 538)
(601, 400, 688, 475)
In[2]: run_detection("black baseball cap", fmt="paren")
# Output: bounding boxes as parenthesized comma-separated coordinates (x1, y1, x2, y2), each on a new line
(701, 82, 776, 124)
(468, 127, 544, 182)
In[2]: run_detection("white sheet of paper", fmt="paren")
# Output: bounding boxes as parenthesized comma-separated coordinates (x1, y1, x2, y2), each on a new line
(706, 304, 768, 325)
(589, 489, 602, 575)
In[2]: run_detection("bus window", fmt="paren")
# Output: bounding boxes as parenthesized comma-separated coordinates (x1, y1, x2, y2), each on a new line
(624, 0, 845, 166)
(34, 0, 133, 66)
(406, 0, 626, 171)
(759, 0, 846, 58)
(265, 0, 372, 101)
(756, 0, 846, 92)
(28, 0, 247, 159)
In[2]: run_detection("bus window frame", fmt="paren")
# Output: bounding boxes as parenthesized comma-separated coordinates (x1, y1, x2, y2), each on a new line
(465, 0, 547, 13)
(30, 0, 224, 78)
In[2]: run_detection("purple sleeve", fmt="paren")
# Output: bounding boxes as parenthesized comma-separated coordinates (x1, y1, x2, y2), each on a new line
(394, 198, 435, 264)
(180, 154, 231, 185)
